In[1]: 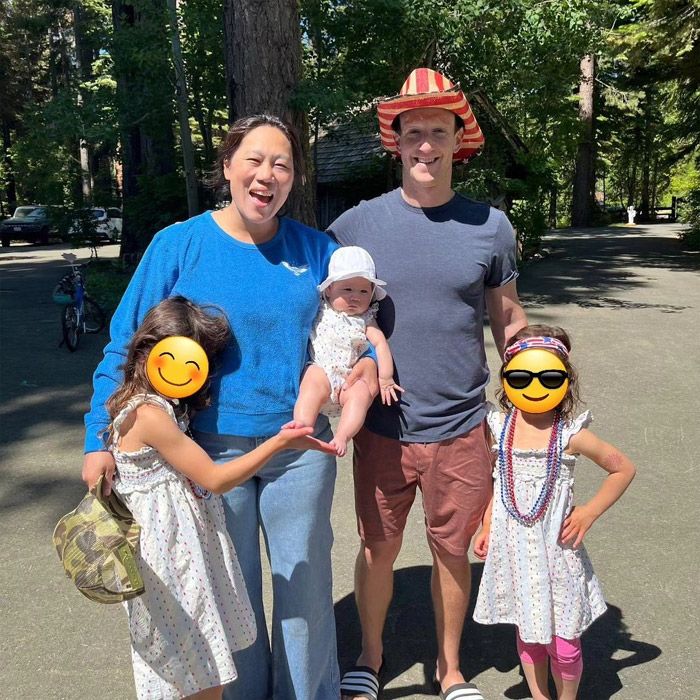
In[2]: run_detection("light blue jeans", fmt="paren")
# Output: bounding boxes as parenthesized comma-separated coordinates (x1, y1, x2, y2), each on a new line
(196, 419, 340, 700)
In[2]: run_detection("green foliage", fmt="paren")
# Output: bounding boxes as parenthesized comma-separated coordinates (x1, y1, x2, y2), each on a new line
(85, 258, 134, 311)
(508, 197, 548, 258)
(3, 0, 697, 245)
(678, 167, 700, 248)
(603, 0, 700, 217)
(2, 0, 117, 214)
(179, 0, 228, 168)
(124, 171, 187, 252)
(299, 0, 618, 232)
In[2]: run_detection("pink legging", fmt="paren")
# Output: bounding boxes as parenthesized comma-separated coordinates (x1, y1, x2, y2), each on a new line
(516, 634, 583, 681)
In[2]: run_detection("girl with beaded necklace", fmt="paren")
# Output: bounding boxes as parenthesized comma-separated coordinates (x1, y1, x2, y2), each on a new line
(473, 324, 635, 700)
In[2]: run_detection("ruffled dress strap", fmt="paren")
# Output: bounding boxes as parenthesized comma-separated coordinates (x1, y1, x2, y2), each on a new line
(562, 410, 593, 451)
(111, 393, 178, 442)
(485, 401, 505, 444)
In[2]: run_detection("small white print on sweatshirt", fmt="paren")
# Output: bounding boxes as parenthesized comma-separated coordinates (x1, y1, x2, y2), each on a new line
(281, 262, 309, 276)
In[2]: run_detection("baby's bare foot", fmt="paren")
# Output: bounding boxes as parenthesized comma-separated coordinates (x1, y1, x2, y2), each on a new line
(330, 436, 348, 457)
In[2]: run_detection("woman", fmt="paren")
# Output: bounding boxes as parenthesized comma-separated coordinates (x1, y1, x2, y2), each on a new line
(82, 114, 377, 700)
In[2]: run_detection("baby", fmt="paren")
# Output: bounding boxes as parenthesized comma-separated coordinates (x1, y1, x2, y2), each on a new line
(294, 246, 402, 456)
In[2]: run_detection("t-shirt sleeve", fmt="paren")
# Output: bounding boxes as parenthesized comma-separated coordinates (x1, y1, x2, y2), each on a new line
(485, 210, 519, 288)
(83, 229, 182, 452)
(327, 203, 362, 246)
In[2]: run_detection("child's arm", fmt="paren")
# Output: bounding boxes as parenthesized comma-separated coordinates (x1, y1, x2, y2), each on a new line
(561, 428, 636, 548)
(133, 406, 335, 494)
(365, 322, 404, 405)
(473, 497, 493, 560)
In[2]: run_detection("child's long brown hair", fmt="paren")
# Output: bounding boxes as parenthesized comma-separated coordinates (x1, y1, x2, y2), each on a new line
(106, 297, 231, 432)
(497, 324, 582, 421)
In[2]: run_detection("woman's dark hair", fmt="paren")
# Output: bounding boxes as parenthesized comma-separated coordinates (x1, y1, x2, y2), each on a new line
(106, 296, 231, 428)
(207, 114, 304, 199)
(497, 324, 582, 421)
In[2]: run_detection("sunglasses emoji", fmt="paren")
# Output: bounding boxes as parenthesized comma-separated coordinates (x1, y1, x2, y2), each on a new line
(501, 348, 569, 414)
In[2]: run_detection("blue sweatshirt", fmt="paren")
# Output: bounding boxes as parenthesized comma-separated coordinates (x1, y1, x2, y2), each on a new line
(84, 211, 338, 452)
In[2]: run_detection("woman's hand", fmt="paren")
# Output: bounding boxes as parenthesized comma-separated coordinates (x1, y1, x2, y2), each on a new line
(82, 451, 116, 495)
(473, 526, 490, 559)
(560, 504, 597, 548)
(278, 421, 337, 454)
(344, 357, 379, 398)
(379, 377, 404, 405)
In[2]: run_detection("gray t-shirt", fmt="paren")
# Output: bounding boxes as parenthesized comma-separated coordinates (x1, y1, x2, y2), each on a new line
(328, 187, 518, 442)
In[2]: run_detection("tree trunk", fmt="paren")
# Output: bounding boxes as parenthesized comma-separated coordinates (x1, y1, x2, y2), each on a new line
(73, 7, 93, 203)
(548, 187, 558, 229)
(112, 0, 181, 259)
(223, 0, 315, 225)
(639, 95, 653, 221)
(191, 86, 214, 167)
(571, 54, 596, 227)
(2, 118, 17, 214)
(167, 0, 199, 217)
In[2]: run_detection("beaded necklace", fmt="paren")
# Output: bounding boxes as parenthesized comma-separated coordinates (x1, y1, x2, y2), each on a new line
(498, 409, 563, 526)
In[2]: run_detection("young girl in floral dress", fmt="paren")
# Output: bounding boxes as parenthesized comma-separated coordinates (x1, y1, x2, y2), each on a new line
(106, 296, 333, 699)
(473, 325, 635, 700)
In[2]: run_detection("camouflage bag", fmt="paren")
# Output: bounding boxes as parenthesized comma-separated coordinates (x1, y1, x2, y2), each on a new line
(52, 476, 144, 603)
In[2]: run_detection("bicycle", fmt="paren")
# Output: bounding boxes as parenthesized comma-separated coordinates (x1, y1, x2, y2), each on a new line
(53, 252, 106, 351)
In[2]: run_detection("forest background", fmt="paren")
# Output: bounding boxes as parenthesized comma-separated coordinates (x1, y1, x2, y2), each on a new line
(1, 0, 698, 267)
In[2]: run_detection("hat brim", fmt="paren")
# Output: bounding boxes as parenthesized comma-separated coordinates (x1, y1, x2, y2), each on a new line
(318, 272, 387, 300)
(378, 89, 484, 161)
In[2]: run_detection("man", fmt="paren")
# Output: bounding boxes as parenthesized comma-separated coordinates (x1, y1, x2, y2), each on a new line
(329, 68, 527, 700)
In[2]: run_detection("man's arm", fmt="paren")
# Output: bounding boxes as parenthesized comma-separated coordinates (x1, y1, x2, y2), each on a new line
(485, 280, 527, 358)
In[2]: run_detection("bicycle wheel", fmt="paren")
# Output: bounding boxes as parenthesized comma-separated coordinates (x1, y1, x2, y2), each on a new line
(83, 296, 106, 334)
(62, 304, 80, 351)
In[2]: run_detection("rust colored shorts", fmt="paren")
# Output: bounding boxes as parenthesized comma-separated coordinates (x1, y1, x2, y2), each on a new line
(352, 421, 493, 557)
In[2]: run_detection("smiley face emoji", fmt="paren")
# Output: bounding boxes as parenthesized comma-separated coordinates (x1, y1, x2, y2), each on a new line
(146, 336, 209, 399)
(502, 348, 569, 414)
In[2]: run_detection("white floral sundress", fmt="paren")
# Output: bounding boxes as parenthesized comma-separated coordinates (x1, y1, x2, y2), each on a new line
(474, 406, 607, 644)
(111, 394, 256, 699)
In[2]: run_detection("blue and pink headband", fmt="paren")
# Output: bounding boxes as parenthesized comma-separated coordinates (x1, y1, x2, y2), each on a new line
(503, 336, 569, 362)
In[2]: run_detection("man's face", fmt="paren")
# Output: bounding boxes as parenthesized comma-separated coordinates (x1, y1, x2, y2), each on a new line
(396, 108, 462, 191)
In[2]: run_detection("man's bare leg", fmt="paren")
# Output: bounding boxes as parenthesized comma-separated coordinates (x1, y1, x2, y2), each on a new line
(341, 536, 403, 700)
(293, 365, 330, 427)
(431, 545, 471, 690)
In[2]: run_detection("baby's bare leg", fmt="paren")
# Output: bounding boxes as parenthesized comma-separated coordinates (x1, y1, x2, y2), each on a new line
(185, 685, 223, 699)
(332, 379, 373, 457)
(294, 365, 332, 427)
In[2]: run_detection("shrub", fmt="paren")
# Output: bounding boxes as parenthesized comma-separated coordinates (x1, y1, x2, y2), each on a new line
(86, 259, 134, 312)
(508, 197, 548, 259)
(679, 188, 700, 250)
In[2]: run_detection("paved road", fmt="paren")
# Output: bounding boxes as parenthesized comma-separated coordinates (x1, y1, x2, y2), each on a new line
(1, 226, 697, 699)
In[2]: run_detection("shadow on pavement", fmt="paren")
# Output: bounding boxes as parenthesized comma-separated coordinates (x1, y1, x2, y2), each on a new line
(0, 255, 110, 456)
(335, 564, 662, 699)
(516, 227, 699, 314)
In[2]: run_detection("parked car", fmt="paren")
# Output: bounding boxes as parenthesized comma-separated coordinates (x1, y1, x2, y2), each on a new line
(106, 207, 122, 241)
(1, 205, 56, 247)
(68, 207, 122, 242)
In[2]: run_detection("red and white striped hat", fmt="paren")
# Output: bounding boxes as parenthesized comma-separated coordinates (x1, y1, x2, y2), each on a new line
(377, 68, 484, 162)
